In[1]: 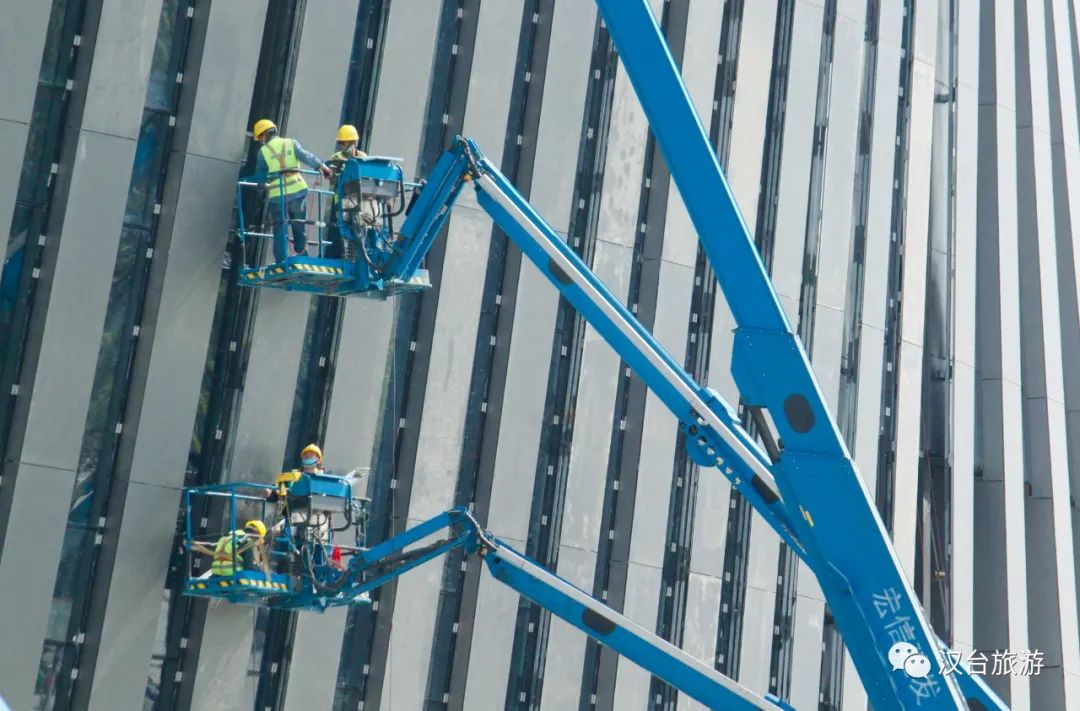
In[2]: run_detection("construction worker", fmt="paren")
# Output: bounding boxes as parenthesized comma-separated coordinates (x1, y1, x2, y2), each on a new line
(325, 125, 367, 259)
(271, 444, 332, 549)
(192, 520, 269, 577)
(251, 118, 332, 262)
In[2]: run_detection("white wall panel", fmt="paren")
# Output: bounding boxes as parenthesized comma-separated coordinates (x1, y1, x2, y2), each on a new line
(381, 3, 523, 705)
(462, 2, 597, 705)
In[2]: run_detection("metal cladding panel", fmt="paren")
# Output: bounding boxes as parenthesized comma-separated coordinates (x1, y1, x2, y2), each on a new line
(852, 329, 883, 493)
(736, 584, 776, 695)
(538, 545, 597, 711)
(461, 0, 595, 700)
(627, 263, 694, 569)
(769, 0, 824, 307)
(186, 0, 271, 161)
(197, 0, 361, 701)
(381, 562, 442, 709)
(676, 573, 723, 711)
(593, 66, 650, 249)
(813, 305, 845, 412)
(610, 561, 663, 708)
(860, 39, 902, 334)
(121, 156, 253, 491)
(483, 0, 595, 543)
(725, 0, 777, 227)
(282, 608, 348, 711)
(741, 514, 782, 690)
(814, 10, 864, 311)
(0, 0, 50, 241)
(382, 3, 523, 702)
(88, 0, 265, 690)
(288, 0, 359, 152)
(0, 0, 51, 123)
(87, 483, 181, 711)
(950, 0, 980, 659)
(321, 0, 441, 478)
(787, 566, 825, 710)
(17, 133, 135, 469)
(559, 241, 633, 554)
(189, 601, 259, 711)
(1017, 2, 1080, 701)
(0, 464, 76, 711)
(80, 0, 162, 139)
(461, 539, 525, 709)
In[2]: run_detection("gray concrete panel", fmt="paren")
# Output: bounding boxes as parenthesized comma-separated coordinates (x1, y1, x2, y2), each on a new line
(950, 0, 980, 658)
(462, 537, 525, 710)
(725, 0, 777, 229)
(627, 264, 693, 569)
(38, 2, 264, 707)
(736, 583, 776, 695)
(897, 58, 936, 348)
(80, 0, 162, 139)
(17, 132, 135, 468)
(787, 566, 825, 710)
(738, 515, 781, 691)
(87, 483, 181, 711)
(189, 600, 258, 711)
(185, 0, 271, 161)
(0, 464, 77, 711)
(539, 545, 597, 711)
(288, 0, 360, 154)
(1016, 3, 1080, 699)
(0, 1, 51, 124)
(195, 0, 364, 699)
(610, 561, 663, 709)
(769, 0, 823, 311)
(0, 0, 51, 242)
(676, 573, 723, 711)
(282, 608, 348, 711)
(463, 0, 596, 694)
(382, 2, 524, 702)
(559, 242, 632, 555)
(319, 0, 441, 474)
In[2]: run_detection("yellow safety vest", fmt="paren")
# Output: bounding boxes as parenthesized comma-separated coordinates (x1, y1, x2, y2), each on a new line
(211, 531, 250, 576)
(260, 136, 307, 198)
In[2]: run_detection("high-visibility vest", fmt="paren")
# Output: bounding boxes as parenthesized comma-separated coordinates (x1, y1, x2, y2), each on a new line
(211, 531, 248, 576)
(260, 136, 307, 199)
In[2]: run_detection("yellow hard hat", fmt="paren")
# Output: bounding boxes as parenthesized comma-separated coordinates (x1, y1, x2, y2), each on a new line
(336, 124, 359, 143)
(301, 443, 323, 461)
(244, 520, 267, 537)
(253, 118, 277, 140)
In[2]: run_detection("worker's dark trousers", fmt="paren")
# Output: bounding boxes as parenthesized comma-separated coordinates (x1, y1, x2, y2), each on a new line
(270, 190, 308, 261)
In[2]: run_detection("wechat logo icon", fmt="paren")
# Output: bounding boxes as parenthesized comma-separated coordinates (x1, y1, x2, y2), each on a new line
(888, 642, 932, 679)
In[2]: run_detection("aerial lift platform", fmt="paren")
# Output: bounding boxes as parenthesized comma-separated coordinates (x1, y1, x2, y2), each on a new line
(187, 1, 1010, 708)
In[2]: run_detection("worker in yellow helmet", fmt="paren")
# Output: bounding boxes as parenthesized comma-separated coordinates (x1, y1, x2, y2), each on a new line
(251, 119, 333, 262)
(325, 125, 368, 259)
(192, 519, 269, 577)
(270, 444, 330, 541)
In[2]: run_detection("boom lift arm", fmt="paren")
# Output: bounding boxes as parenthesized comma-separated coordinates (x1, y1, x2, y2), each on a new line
(313, 506, 795, 711)
(384, 136, 1004, 711)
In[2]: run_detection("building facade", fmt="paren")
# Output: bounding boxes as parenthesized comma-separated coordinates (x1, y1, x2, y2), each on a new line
(0, 0, 1078, 710)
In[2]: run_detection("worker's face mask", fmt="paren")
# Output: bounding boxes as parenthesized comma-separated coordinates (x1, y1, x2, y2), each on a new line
(302, 456, 318, 468)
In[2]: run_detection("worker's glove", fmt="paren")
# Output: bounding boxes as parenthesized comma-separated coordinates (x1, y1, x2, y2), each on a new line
(320, 164, 333, 179)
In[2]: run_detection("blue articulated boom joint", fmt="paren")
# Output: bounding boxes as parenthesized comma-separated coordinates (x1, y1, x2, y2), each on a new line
(591, 1, 1003, 709)
(449, 141, 806, 555)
